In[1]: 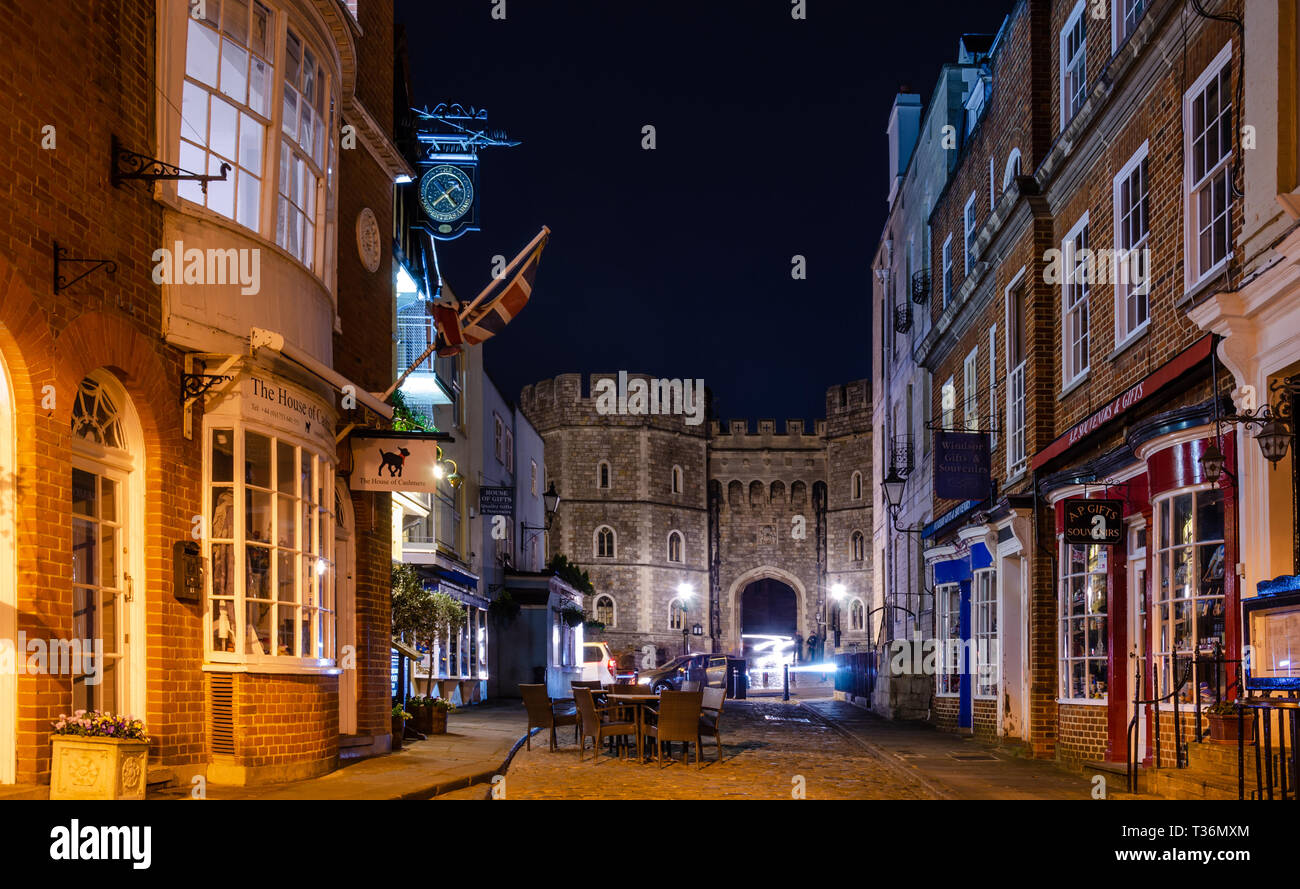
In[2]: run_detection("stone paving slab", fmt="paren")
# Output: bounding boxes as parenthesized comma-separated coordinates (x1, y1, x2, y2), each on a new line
(154, 702, 530, 800)
(475, 698, 939, 800)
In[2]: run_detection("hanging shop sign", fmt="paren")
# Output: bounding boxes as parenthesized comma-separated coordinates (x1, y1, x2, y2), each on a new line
(1032, 334, 1213, 470)
(349, 431, 452, 492)
(934, 431, 991, 501)
(479, 486, 514, 517)
(1062, 498, 1124, 546)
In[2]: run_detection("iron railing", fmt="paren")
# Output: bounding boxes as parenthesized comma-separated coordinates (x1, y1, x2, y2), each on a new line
(891, 434, 914, 478)
(894, 304, 913, 334)
(1125, 653, 1193, 793)
(910, 269, 930, 304)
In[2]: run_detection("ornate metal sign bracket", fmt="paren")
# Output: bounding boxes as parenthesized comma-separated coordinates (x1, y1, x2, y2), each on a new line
(182, 354, 239, 440)
(111, 135, 229, 193)
(53, 240, 117, 294)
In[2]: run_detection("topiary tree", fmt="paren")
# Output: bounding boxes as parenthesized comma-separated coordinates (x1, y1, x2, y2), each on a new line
(392, 562, 467, 695)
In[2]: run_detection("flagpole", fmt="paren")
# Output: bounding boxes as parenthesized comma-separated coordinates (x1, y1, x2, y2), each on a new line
(457, 226, 550, 321)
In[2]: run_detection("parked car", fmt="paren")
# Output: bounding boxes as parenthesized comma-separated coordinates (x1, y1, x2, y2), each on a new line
(581, 642, 617, 685)
(637, 653, 728, 693)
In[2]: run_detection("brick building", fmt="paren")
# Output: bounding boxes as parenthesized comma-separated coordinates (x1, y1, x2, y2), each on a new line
(875, 0, 1261, 777)
(518, 374, 871, 675)
(0, 0, 409, 790)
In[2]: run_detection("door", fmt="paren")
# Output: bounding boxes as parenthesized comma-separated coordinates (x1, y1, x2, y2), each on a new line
(1127, 524, 1148, 761)
(71, 466, 130, 713)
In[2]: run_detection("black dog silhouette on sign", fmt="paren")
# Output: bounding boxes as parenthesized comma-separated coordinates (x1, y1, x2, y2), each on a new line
(379, 447, 411, 477)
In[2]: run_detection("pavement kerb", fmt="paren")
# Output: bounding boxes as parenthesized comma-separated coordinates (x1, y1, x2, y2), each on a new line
(405, 726, 540, 800)
(797, 700, 955, 800)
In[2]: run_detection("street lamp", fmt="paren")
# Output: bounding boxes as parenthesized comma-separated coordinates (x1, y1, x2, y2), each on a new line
(830, 583, 847, 600)
(881, 466, 926, 534)
(677, 583, 694, 655)
(1199, 349, 1297, 484)
(542, 482, 560, 527)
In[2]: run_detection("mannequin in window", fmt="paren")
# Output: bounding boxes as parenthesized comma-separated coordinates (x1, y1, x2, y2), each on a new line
(212, 490, 234, 593)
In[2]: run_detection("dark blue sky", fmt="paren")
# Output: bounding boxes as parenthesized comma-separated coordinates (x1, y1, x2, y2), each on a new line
(396, 0, 1012, 423)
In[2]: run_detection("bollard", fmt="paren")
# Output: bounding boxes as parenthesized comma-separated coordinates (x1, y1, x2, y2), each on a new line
(783, 664, 790, 701)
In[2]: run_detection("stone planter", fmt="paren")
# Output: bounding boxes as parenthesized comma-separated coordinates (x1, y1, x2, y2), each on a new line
(1208, 712, 1255, 745)
(50, 736, 149, 800)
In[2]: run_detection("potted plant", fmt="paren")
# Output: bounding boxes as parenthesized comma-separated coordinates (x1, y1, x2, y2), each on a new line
(391, 704, 412, 751)
(560, 604, 587, 628)
(489, 590, 520, 623)
(1206, 701, 1255, 744)
(49, 710, 150, 800)
(427, 697, 455, 734)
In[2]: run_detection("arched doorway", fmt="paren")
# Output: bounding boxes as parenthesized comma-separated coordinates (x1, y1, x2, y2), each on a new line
(0, 348, 14, 784)
(69, 371, 146, 717)
(734, 572, 802, 690)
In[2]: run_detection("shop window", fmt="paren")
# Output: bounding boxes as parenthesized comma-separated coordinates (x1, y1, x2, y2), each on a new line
(1059, 541, 1108, 701)
(936, 582, 961, 696)
(1153, 486, 1226, 706)
(1184, 43, 1234, 290)
(207, 426, 335, 664)
(973, 569, 998, 697)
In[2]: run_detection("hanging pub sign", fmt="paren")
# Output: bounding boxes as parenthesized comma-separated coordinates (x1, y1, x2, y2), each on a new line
(933, 431, 991, 501)
(349, 430, 452, 492)
(1063, 498, 1123, 546)
(479, 486, 514, 517)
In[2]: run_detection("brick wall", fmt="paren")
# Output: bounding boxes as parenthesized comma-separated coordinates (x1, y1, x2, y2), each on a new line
(1057, 702, 1108, 763)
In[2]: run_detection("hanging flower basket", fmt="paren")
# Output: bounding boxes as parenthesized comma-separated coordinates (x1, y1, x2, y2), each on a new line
(49, 711, 150, 801)
(560, 605, 587, 628)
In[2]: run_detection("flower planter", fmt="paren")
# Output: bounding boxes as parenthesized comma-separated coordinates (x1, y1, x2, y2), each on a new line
(50, 736, 149, 800)
(391, 716, 405, 751)
(429, 708, 448, 735)
(412, 704, 433, 735)
(1208, 712, 1255, 745)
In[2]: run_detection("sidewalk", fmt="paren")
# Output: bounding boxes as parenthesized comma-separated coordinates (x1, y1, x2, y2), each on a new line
(155, 701, 530, 800)
(803, 698, 1135, 800)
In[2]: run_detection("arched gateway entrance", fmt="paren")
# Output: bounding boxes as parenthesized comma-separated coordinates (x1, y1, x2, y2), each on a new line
(726, 567, 807, 688)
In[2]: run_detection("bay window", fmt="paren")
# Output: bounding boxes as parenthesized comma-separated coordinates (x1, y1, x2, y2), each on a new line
(1060, 541, 1108, 701)
(1152, 486, 1225, 706)
(207, 426, 335, 665)
(178, 1, 335, 275)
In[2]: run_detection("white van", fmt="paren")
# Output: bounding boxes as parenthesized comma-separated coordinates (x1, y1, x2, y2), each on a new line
(581, 641, 617, 685)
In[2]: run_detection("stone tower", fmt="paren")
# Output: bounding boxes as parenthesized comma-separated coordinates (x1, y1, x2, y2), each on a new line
(519, 374, 872, 670)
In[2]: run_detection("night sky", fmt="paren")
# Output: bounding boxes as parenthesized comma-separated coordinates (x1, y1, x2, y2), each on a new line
(395, 0, 1013, 424)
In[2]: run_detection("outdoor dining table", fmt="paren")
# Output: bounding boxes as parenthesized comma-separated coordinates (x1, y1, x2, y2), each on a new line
(604, 693, 660, 763)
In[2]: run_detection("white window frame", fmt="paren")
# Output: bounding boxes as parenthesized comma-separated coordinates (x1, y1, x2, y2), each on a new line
(1112, 0, 1146, 52)
(504, 428, 514, 472)
(973, 568, 998, 698)
(941, 234, 954, 306)
(963, 192, 978, 275)
(530, 459, 538, 497)
(1060, 0, 1088, 128)
(987, 324, 998, 449)
(963, 347, 979, 431)
(1061, 212, 1091, 388)
(851, 531, 865, 562)
(1059, 538, 1108, 703)
(936, 582, 961, 696)
(1183, 42, 1235, 293)
(1113, 141, 1151, 349)
(941, 377, 956, 430)
(1004, 267, 1028, 478)
(594, 595, 616, 627)
(493, 414, 504, 463)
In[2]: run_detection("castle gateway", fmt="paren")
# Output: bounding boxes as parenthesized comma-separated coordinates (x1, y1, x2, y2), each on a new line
(519, 374, 871, 672)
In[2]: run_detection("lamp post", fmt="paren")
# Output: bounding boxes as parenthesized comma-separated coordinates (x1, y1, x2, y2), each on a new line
(882, 466, 927, 534)
(521, 483, 562, 566)
(677, 583, 694, 656)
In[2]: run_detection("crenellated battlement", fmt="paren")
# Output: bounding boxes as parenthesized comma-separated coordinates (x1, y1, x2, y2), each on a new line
(708, 417, 826, 449)
(519, 371, 709, 435)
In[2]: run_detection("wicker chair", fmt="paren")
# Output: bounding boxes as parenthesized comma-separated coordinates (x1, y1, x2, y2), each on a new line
(681, 680, 701, 692)
(520, 683, 579, 751)
(574, 687, 638, 761)
(643, 690, 705, 768)
(698, 686, 725, 762)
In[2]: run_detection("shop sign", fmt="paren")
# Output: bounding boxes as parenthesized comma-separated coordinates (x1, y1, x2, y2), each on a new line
(349, 432, 449, 492)
(244, 375, 334, 449)
(1032, 334, 1213, 469)
(1063, 498, 1123, 546)
(479, 486, 514, 517)
(934, 431, 991, 501)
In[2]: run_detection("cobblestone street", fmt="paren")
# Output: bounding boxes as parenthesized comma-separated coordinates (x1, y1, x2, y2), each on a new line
(450, 699, 938, 800)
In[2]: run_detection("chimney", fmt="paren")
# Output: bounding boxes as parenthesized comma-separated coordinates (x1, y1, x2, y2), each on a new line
(887, 91, 923, 207)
